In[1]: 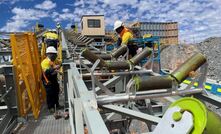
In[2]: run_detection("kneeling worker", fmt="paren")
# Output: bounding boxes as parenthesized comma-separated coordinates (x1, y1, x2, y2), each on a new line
(41, 46, 61, 113)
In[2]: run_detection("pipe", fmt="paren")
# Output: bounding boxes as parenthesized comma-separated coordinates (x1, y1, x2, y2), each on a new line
(129, 47, 152, 65)
(106, 61, 130, 70)
(0, 75, 5, 91)
(127, 53, 206, 92)
(99, 54, 112, 60)
(171, 53, 206, 84)
(106, 47, 152, 70)
(133, 76, 174, 91)
(111, 45, 127, 59)
(81, 47, 158, 70)
(81, 48, 107, 67)
(97, 88, 203, 104)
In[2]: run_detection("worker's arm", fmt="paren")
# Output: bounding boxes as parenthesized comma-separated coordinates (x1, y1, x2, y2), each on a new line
(122, 32, 133, 45)
(116, 37, 122, 47)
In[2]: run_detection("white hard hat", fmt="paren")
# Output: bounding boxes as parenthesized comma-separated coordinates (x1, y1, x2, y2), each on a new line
(46, 46, 57, 54)
(114, 20, 123, 30)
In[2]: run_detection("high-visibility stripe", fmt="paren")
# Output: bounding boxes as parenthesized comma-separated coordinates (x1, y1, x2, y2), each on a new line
(183, 80, 198, 87)
(205, 85, 212, 90)
(183, 80, 191, 84)
(194, 82, 198, 87)
(182, 79, 218, 92)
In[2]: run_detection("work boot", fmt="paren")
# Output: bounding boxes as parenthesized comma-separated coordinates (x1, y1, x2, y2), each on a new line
(63, 111, 69, 120)
(54, 111, 62, 120)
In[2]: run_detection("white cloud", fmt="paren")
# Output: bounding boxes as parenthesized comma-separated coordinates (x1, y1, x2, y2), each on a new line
(102, 0, 138, 6)
(1, 0, 221, 42)
(52, 11, 74, 22)
(0, 20, 29, 32)
(12, 7, 48, 21)
(62, 8, 70, 13)
(0, 0, 33, 5)
(70, 0, 221, 43)
(0, 7, 49, 32)
(35, 0, 56, 10)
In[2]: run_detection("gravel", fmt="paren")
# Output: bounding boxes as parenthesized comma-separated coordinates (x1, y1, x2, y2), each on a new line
(160, 37, 221, 81)
(160, 45, 197, 71)
(196, 37, 221, 81)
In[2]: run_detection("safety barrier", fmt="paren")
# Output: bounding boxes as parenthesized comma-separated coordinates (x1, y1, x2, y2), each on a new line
(11, 32, 45, 119)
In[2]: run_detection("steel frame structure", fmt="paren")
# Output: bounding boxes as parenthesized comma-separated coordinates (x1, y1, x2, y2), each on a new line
(0, 65, 18, 134)
(61, 30, 221, 134)
(0, 30, 221, 133)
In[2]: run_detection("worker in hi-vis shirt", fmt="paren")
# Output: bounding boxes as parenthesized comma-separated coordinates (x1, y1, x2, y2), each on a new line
(114, 20, 137, 57)
(41, 46, 61, 113)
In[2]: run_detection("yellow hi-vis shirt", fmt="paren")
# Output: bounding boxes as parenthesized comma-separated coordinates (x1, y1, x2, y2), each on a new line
(41, 57, 53, 72)
(120, 28, 133, 45)
(41, 57, 61, 72)
(43, 32, 58, 40)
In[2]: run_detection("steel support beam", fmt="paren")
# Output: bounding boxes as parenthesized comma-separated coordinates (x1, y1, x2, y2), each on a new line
(102, 104, 161, 125)
(194, 93, 221, 107)
(67, 63, 109, 134)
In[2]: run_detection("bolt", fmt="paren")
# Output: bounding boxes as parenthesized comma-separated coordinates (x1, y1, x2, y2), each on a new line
(172, 111, 182, 121)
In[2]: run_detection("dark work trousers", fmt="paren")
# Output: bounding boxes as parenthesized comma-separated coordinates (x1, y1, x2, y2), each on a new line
(43, 82, 59, 109)
(127, 44, 138, 57)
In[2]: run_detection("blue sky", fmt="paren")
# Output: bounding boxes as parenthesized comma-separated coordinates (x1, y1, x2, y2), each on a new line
(0, 0, 221, 43)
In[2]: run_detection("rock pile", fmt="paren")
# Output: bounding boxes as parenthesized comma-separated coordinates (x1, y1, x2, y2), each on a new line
(196, 37, 221, 81)
(160, 37, 221, 81)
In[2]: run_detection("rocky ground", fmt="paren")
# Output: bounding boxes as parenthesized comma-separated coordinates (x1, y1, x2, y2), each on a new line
(160, 37, 221, 81)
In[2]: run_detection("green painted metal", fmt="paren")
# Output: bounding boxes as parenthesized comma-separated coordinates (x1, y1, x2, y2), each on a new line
(129, 47, 152, 65)
(172, 111, 182, 121)
(204, 110, 221, 134)
(106, 61, 130, 70)
(170, 97, 207, 134)
(133, 76, 173, 91)
(111, 45, 127, 59)
(170, 97, 221, 134)
(81, 48, 107, 67)
(171, 53, 206, 84)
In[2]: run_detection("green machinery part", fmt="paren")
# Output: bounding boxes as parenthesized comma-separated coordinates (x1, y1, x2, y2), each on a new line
(133, 76, 174, 91)
(170, 53, 207, 84)
(106, 61, 131, 70)
(81, 46, 152, 70)
(99, 54, 112, 60)
(129, 47, 152, 65)
(169, 97, 221, 134)
(134, 52, 206, 91)
(81, 48, 107, 68)
(107, 47, 152, 70)
(111, 45, 128, 59)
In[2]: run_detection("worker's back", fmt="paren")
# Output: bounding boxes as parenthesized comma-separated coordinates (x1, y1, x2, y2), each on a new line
(120, 28, 133, 45)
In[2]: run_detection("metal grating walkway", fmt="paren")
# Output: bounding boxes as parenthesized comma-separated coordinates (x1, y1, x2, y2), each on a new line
(17, 94, 71, 134)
